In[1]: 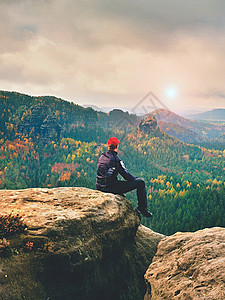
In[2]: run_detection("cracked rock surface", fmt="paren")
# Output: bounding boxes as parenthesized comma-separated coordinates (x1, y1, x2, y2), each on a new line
(0, 187, 163, 300)
(144, 227, 225, 300)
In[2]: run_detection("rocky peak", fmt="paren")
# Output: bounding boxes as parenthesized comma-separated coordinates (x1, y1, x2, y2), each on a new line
(139, 116, 158, 133)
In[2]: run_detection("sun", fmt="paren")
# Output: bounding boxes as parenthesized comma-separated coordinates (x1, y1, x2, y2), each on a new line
(165, 87, 178, 100)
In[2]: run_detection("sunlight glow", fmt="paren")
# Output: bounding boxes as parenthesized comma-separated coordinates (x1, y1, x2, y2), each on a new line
(165, 87, 178, 99)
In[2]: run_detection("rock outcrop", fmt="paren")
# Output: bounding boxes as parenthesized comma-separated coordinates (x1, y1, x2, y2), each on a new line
(139, 116, 158, 133)
(0, 187, 163, 300)
(144, 227, 225, 300)
(18, 105, 47, 135)
(18, 105, 61, 141)
(40, 115, 61, 143)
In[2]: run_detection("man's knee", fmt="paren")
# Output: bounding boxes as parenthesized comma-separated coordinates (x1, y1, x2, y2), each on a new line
(135, 178, 145, 187)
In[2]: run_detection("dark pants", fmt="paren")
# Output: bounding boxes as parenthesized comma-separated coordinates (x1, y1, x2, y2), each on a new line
(109, 178, 147, 209)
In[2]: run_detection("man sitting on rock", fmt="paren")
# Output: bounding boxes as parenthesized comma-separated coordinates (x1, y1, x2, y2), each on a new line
(96, 137, 153, 218)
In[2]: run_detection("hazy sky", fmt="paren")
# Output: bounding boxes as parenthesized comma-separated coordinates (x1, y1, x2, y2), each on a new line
(1, 0, 225, 113)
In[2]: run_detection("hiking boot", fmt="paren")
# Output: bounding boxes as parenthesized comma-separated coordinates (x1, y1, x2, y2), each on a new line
(135, 207, 153, 218)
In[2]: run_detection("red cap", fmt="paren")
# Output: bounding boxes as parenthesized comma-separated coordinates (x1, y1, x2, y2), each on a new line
(107, 137, 120, 147)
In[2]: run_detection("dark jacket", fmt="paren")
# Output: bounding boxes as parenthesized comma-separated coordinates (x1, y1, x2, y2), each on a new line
(96, 150, 136, 192)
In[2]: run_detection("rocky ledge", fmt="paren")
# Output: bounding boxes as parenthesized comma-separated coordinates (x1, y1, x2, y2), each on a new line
(0, 187, 163, 300)
(144, 227, 225, 300)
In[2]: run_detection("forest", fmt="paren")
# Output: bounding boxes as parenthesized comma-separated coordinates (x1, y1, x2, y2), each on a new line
(0, 90, 225, 235)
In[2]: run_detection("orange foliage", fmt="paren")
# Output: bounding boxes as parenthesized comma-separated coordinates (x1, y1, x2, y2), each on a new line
(51, 163, 80, 173)
(58, 171, 71, 182)
(8, 144, 16, 151)
(1, 140, 35, 160)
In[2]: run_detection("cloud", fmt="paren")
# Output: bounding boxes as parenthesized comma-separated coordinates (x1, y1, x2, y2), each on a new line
(96, 0, 225, 30)
(0, 0, 225, 112)
(2, 0, 225, 51)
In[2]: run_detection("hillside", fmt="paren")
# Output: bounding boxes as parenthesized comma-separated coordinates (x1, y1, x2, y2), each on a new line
(157, 120, 204, 143)
(1, 90, 225, 235)
(150, 108, 193, 127)
(149, 108, 225, 142)
(0, 90, 107, 143)
(188, 108, 225, 121)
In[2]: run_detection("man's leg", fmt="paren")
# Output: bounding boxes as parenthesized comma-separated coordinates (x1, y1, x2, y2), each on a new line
(110, 178, 148, 210)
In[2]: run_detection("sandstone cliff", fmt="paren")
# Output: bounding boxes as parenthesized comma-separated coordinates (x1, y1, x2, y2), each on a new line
(0, 187, 163, 300)
(1, 188, 224, 300)
(144, 227, 225, 300)
(139, 116, 158, 133)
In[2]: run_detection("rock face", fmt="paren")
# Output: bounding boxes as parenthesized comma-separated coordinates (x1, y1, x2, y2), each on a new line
(19, 105, 61, 141)
(139, 116, 158, 133)
(19, 105, 47, 135)
(0, 187, 163, 300)
(144, 227, 225, 300)
(40, 115, 61, 143)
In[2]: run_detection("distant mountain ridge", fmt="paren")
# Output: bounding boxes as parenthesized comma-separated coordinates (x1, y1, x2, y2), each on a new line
(83, 104, 106, 112)
(149, 108, 225, 143)
(1, 90, 225, 145)
(150, 108, 195, 127)
(1, 90, 225, 236)
(188, 108, 225, 121)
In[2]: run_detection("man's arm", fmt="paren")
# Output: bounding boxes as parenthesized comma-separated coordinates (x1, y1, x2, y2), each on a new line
(117, 160, 137, 181)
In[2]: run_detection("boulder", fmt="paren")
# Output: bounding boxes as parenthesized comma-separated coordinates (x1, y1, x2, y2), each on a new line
(144, 227, 225, 300)
(0, 187, 164, 300)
